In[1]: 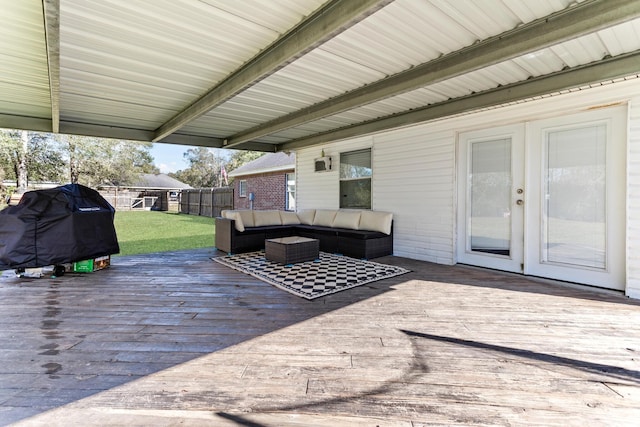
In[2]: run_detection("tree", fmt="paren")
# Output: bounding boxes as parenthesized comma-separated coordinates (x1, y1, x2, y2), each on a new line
(0, 130, 157, 190)
(226, 150, 264, 175)
(61, 135, 157, 186)
(16, 131, 28, 192)
(170, 148, 265, 188)
(0, 129, 65, 190)
(172, 147, 225, 188)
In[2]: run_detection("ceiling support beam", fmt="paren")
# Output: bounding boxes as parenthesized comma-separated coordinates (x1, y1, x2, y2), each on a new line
(151, 0, 392, 143)
(280, 51, 640, 151)
(226, 0, 640, 149)
(42, 0, 60, 133)
(56, 121, 275, 151)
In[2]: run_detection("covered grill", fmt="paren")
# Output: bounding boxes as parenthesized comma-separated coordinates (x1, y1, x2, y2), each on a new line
(0, 184, 119, 270)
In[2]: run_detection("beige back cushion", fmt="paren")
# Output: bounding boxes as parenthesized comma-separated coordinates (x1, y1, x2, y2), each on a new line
(221, 210, 245, 232)
(313, 209, 337, 227)
(253, 210, 283, 227)
(332, 210, 361, 229)
(280, 211, 301, 225)
(237, 210, 255, 228)
(297, 209, 316, 225)
(358, 210, 393, 235)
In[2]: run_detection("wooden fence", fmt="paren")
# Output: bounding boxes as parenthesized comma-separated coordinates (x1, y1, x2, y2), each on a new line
(180, 187, 233, 217)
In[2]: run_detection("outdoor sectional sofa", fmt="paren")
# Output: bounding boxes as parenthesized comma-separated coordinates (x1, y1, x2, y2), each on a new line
(215, 209, 393, 259)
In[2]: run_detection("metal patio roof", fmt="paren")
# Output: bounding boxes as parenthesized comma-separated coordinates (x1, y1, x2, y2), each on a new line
(1, 0, 639, 153)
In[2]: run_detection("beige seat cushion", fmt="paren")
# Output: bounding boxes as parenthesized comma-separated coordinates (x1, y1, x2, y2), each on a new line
(358, 210, 393, 235)
(332, 210, 361, 229)
(221, 210, 245, 232)
(313, 209, 337, 227)
(253, 210, 283, 227)
(280, 211, 301, 225)
(237, 210, 255, 228)
(297, 209, 316, 225)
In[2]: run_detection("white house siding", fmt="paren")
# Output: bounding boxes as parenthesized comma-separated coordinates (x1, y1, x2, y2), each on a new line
(296, 130, 457, 265)
(627, 97, 640, 299)
(296, 136, 372, 210)
(296, 78, 640, 296)
(372, 129, 456, 264)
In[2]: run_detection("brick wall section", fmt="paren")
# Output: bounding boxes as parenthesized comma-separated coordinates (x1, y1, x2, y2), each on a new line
(234, 170, 292, 210)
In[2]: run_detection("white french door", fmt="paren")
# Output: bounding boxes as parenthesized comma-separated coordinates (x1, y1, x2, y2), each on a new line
(457, 107, 626, 290)
(457, 124, 525, 273)
(524, 108, 626, 290)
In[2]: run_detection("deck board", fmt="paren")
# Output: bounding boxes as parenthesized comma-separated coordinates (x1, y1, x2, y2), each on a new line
(1, 248, 639, 426)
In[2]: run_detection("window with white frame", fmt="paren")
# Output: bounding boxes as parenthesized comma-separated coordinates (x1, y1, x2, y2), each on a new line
(238, 180, 247, 197)
(340, 148, 371, 209)
(285, 173, 296, 211)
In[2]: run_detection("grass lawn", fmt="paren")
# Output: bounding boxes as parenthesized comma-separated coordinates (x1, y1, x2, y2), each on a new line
(114, 211, 215, 256)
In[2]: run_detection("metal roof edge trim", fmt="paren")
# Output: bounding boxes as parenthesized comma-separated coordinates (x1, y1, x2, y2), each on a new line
(228, 163, 295, 178)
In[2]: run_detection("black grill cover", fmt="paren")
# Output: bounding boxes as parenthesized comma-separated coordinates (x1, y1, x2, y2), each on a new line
(0, 184, 119, 270)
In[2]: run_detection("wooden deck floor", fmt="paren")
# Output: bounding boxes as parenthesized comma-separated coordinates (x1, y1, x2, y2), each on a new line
(1, 248, 639, 426)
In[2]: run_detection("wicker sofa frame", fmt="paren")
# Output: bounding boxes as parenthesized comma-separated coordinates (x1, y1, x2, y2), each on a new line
(215, 215, 393, 260)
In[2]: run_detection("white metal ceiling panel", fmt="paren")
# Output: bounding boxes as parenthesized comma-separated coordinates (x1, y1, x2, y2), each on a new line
(263, 15, 640, 142)
(175, 115, 257, 138)
(0, 0, 51, 121)
(597, 18, 640, 56)
(501, 0, 586, 23)
(428, 0, 522, 40)
(183, 47, 389, 136)
(189, 0, 586, 142)
(198, 0, 327, 31)
(58, 0, 327, 130)
(510, 48, 566, 78)
(548, 37, 607, 68)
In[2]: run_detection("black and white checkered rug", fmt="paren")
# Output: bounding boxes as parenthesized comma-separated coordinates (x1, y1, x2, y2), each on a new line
(213, 251, 410, 300)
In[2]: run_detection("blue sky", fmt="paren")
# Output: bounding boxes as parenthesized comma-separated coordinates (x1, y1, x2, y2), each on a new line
(150, 143, 191, 173)
(151, 144, 233, 174)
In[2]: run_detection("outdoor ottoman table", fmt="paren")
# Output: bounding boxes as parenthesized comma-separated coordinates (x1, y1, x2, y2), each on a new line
(265, 236, 320, 264)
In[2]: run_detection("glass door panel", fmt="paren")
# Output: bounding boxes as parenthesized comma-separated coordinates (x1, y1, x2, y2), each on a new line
(470, 139, 512, 256)
(544, 125, 606, 269)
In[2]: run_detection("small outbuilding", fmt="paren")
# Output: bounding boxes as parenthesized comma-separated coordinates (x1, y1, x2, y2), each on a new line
(98, 174, 192, 211)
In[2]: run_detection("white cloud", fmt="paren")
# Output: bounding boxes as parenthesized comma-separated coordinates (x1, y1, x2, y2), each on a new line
(157, 162, 178, 174)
